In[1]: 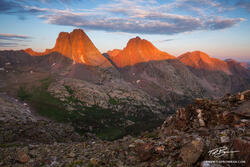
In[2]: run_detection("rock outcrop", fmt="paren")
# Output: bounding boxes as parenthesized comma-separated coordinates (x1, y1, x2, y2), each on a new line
(48, 78, 164, 114)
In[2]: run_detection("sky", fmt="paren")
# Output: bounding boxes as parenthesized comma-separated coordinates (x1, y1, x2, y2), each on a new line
(0, 0, 250, 61)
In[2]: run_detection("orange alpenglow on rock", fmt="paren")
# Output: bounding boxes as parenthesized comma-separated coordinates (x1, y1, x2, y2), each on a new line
(107, 49, 122, 58)
(25, 29, 111, 67)
(178, 51, 231, 74)
(109, 36, 175, 67)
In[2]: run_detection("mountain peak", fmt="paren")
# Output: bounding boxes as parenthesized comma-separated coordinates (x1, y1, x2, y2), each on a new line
(178, 51, 231, 74)
(133, 36, 141, 41)
(71, 28, 84, 34)
(126, 36, 147, 46)
(25, 29, 111, 67)
(110, 37, 175, 67)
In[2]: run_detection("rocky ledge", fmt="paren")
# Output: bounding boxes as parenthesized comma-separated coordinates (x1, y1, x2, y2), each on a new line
(0, 90, 249, 167)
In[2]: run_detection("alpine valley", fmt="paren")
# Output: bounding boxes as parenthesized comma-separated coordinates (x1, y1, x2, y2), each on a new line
(0, 29, 249, 167)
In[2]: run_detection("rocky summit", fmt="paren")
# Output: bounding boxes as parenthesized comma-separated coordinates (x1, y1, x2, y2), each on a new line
(109, 36, 175, 67)
(25, 29, 111, 67)
(0, 90, 249, 167)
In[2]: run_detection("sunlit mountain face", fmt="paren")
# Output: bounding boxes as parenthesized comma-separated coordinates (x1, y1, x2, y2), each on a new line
(0, 0, 250, 62)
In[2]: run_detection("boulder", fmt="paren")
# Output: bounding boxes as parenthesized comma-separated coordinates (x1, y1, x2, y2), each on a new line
(180, 139, 204, 164)
(233, 137, 250, 166)
(16, 151, 30, 163)
(136, 142, 154, 161)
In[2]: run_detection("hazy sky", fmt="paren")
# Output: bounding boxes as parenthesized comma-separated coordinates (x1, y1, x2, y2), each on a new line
(0, 0, 250, 61)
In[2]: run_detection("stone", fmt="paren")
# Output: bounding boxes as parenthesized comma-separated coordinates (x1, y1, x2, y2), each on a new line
(195, 98, 204, 104)
(197, 127, 209, 136)
(239, 94, 244, 101)
(129, 144, 136, 148)
(180, 139, 204, 164)
(126, 120, 135, 126)
(155, 145, 165, 153)
(220, 136, 230, 143)
(134, 139, 145, 144)
(90, 158, 100, 165)
(16, 151, 30, 163)
(233, 138, 250, 166)
(177, 108, 187, 120)
(68, 152, 75, 158)
(196, 109, 206, 127)
(198, 118, 206, 127)
(136, 142, 154, 161)
(232, 101, 250, 118)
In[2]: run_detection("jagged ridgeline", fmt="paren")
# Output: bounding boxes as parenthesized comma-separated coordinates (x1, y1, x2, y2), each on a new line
(0, 28, 250, 141)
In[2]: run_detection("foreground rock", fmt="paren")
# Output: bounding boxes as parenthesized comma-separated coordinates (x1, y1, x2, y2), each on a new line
(15, 151, 30, 164)
(0, 90, 249, 166)
(180, 139, 204, 164)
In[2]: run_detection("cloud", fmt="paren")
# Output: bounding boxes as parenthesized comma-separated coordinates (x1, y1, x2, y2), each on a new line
(0, 0, 247, 35)
(158, 39, 175, 43)
(40, 10, 244, 35)
(0, 0, 80, 15)
(0, 33, 31, 40)
(0, 42, 19, 47)
(236, 0, 250, 12)
(0, 33, 31, 48)
(0, 0, 22, 13)
(205, 17, 245, 30)
(0, 0, 46, 19)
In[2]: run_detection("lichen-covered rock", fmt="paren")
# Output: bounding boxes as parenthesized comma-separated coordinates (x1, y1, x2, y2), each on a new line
(180, 139, 204, 164)
(16, 151, 30, 163)
(233, 137, 250, 166)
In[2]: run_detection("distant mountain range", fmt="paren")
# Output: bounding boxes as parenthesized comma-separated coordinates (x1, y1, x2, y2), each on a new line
(0, 28, 249, 124)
